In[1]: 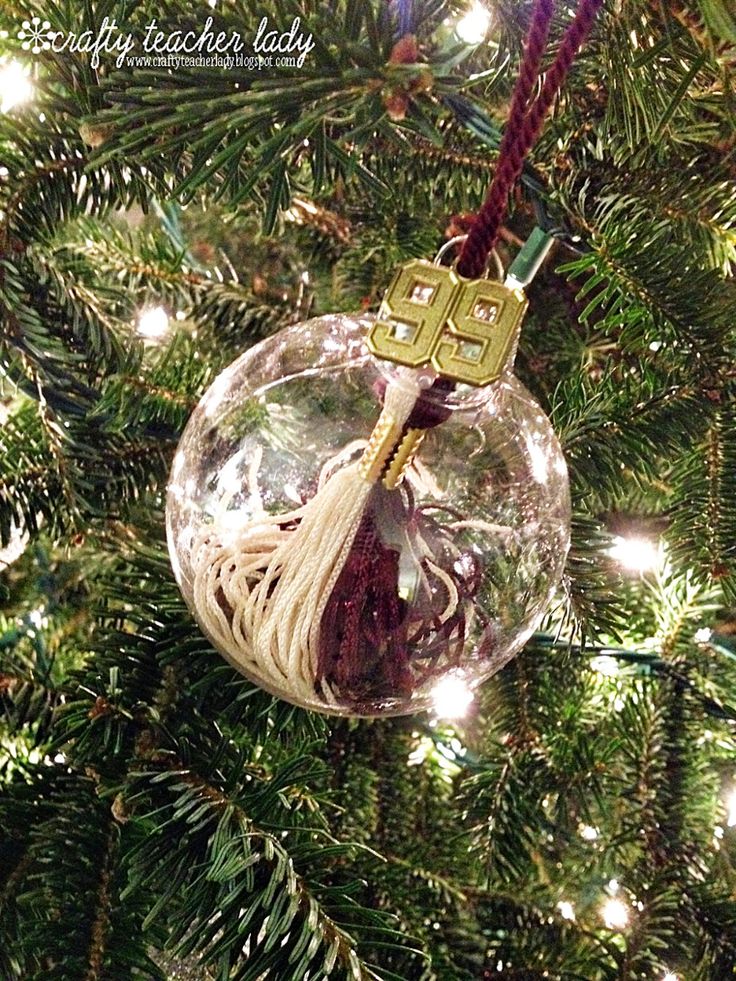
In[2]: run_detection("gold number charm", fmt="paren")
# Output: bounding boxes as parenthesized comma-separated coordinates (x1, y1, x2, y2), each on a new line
(366, 259, 528, 387)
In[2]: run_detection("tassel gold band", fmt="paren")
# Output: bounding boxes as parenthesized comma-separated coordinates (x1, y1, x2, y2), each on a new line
(358, 409, 404, 483)
(358, 407, 426, 489)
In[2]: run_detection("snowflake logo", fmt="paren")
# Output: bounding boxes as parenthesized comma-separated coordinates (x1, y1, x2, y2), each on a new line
(17, 17, 53, 54)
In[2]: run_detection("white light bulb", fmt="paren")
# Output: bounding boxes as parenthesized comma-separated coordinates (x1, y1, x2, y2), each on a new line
(0, 61, 34, 113)
(430, 674, 474, 720)
(455, 2, 492, 44)
(663, 972, 678, 981)
(137, 306, 170, 339)
(601, 897, 629, 930)
(557, 900, 575, 921)
(694, 627, 712, 644)
(608, 535, 659, 573)
(726, 787, 736, 827)
(579, 824, 600, 841)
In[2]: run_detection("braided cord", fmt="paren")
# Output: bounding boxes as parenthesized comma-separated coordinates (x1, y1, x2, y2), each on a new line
(456, 0, 603, 278)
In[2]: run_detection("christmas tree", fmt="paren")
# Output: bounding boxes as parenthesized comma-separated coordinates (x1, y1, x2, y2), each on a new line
(2, 0, 736, 977)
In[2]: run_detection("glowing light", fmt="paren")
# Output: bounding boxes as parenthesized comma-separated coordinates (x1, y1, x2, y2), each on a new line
(430, 674, 474, 719)
(557, 900, 575, 921)
(137, 306, 170, 339)
(0, 61, 34, 113)
(455, 2, 492, 43)
(694, 627, 712, 644)
(601, 897, 629, 930)
(591, 655, 619, 677)
(726, 787, 736, 827)
(579, 824, 600, 841)
(29, 607, 44, 628)
(608, 535, 659, 573)
(663, 973, 678, 981)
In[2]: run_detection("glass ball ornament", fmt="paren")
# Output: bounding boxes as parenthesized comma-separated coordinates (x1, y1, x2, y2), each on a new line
(166, 312, 570, 717)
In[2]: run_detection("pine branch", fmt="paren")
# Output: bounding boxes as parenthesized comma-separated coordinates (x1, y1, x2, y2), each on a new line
(83, 821, 117, 981)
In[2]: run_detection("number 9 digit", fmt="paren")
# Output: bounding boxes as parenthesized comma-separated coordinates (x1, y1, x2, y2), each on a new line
(367, 261, 457, 369)
(433, 279, 527, 386)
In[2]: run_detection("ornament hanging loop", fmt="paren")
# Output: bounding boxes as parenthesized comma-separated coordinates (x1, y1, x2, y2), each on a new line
(434, 235, 505, 283)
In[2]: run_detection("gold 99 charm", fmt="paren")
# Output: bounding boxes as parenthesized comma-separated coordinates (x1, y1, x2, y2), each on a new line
(367, 259, 528, 387)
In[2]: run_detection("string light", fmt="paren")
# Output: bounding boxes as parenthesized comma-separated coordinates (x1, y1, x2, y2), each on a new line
(600, 897, 629, 930)
(662, 973, 678, 981)
(430, 674, 474, 719)
(455, 2, 492, 44)
(694, 627, 713, 644)
(137, 306, 170, 339)
(608, 535, 659, 573)
(579, 824, 599, 841)
(557, 900, 575, 921)
(0, 60, 34, 114)
(29, 607, 45, 628)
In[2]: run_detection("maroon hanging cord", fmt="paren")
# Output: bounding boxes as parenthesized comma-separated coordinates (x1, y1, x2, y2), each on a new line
(499, 0, 556, 151)
(456, 0, 603, 279)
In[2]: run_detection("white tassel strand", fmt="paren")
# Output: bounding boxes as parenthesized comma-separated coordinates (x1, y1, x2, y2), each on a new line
(190, 376, 421, 703)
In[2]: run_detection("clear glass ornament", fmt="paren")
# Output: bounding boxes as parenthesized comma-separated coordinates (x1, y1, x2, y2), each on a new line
(166, 313, 570, 717)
